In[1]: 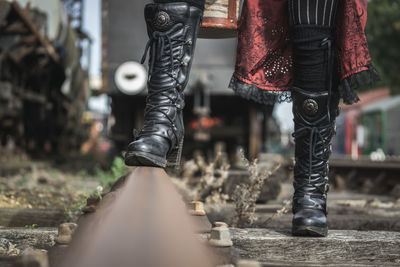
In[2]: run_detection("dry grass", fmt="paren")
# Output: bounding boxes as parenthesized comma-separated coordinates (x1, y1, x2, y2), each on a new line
(172, 152, 230, 203)
(231, 150, 281, 228)
(264, 199, 292, 225)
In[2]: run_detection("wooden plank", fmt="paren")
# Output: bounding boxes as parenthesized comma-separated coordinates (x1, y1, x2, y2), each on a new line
(330, 158, 400, 170)
(209, 212, 400, 232)
(0, 228, 57, 250)
(0, 256, 16, 267)
(259, 260, 387, 266)
(0, 208, 66, 227)
(205, 203, 400, 231)
(230, 228, 400, 264)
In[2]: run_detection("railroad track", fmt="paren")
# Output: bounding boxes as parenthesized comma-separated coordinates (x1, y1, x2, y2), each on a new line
(1, 161, 399, 266)
(1, 188, 400, 266)
(329, 157, 400, 196)
(330, 157, 400, 170)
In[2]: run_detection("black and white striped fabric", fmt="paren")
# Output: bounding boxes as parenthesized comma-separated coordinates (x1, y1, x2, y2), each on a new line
(288, 0, 339, 26)
(154, 0, 205, 11)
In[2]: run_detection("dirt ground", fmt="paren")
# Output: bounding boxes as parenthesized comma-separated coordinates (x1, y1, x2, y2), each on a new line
(1, 149, 400, 266)
(0, 149, 102, 214)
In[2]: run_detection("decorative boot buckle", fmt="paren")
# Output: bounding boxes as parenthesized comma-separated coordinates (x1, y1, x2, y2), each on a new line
(153, 11, 170, 29)
(302, 99, 318, 116)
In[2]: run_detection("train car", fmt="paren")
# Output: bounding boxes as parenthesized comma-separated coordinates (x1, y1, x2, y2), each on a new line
(0, 0, 89, 153)
(361, 95, 400, 156)
(102, 0, 276, 162)
(332, 87, 391, 158)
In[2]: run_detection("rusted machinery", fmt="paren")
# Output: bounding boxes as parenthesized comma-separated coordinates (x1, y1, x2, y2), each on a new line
(0, 0, 89, 153)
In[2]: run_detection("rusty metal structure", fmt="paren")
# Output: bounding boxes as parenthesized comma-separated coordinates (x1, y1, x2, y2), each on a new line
(0, 0, 89, 153)
(102, 0, 277, 161)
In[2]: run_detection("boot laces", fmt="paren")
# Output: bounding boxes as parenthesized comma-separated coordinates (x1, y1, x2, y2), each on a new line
(292, 118, 334, 197)
(138, 24, 188, 144)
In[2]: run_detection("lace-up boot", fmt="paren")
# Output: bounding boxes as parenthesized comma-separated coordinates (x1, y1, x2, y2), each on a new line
(290, 25, 340, 237)
(125, 2, 203, 168)
(291, 88, 339, 236)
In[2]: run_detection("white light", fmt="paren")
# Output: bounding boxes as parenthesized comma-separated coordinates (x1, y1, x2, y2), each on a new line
(114, 61, 147, 95)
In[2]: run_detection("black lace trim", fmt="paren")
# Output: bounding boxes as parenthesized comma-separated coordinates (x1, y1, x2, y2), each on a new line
(338, 63, 381, 105)
(229, 76, 292, 106)
(230, 63, 381, 106)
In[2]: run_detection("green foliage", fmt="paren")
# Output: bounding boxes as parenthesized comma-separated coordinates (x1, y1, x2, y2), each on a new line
(90, 187, 103, 200)
(24, 224, 38, 228)
(64, 195, 87, 222)
(94, 156, 128, 188)
(64, 156, 129, 222)
(110, 156, 127, 179)
(76, 169, 88, 178)
(366, 0, 400, 93)
(16, 175, 29, 187)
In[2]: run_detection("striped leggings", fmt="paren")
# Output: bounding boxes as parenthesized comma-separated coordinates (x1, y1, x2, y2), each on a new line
(288, 0, 340, 93)
(154, 0, 339, 27)
(289, 0, 339, 26)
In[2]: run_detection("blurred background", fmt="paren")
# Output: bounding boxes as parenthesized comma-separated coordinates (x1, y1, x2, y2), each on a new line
(0, 0, 399, 210)
(0, 0, 400, 265)
(0, 0, 399, 199)
(1, 0, 399, 164)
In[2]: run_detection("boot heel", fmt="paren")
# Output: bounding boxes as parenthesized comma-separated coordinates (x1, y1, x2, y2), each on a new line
(166, 137, 184, 169)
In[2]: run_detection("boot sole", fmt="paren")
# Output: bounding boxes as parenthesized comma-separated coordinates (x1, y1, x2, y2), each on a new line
(124, 151, 167, 168)
(292, 225, 328, 237)
(125, 138, 184, 169)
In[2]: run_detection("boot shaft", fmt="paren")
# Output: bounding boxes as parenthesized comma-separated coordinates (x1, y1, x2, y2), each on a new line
(290, 26, 340, 211)
(138, 2, 203, 143)
(143, 3, 203, 91)
(292, 87, 340, 123)
(291, 87, 339, 215)
(125, 2, 203, 168)
(290, 25, 340, 185)
(289, 23, 339, 237)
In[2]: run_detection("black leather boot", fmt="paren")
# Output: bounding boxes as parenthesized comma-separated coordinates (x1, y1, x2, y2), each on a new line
(290, 25, 339, 237)
(291, 88, 339, 237)
(125, 2, 203, 168)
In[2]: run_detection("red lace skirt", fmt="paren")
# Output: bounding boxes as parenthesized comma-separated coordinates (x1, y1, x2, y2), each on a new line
(229, 0, 380, 105)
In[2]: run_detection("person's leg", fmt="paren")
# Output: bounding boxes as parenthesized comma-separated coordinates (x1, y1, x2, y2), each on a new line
(288, 0, 340, 237)
(125, 1, 204, 168)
